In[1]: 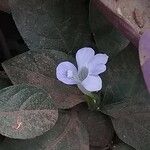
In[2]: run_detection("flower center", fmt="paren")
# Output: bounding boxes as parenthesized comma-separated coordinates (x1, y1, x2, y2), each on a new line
(78, 67, 88, 81)
(67, 70, 73, 78)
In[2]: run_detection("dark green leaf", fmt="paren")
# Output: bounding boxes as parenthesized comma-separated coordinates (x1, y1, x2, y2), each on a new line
(101, 44, 150, 150)
(110, 104, 150, 150)
(102, 44, 149, 106)
(75, 104, 114, 148)
(1, 110, 89, 150)
(2, 50, 84, 109)
(9, 0, 91, 53)
(89, 0, 129, 57)
(0, 84, 58, 139)
(113, 142, 135, 150)
(0, 71, 12, 90)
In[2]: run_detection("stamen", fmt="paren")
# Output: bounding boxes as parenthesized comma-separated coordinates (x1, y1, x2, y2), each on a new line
(67, 70, 73, 78)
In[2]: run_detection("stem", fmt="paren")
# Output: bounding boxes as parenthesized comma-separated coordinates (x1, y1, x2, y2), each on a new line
(85, 93, 102, 111)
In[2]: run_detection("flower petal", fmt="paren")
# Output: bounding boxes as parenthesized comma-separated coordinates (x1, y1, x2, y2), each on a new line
(77, 84, 91, 95)
(89, 64, 106, 75)
(88, 54, 108, 75)
(76, 47, 95, 69)
(56, 61, 78, 85)
(81, 75, 102, 92)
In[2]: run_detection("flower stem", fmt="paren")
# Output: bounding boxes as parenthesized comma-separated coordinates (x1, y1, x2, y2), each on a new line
(85, 93, 102, 111)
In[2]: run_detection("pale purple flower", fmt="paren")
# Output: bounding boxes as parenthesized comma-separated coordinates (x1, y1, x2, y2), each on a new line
(56, 47, 108, 95)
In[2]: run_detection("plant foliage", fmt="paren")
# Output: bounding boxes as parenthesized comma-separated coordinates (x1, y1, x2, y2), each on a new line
(0, 0, 149, 149)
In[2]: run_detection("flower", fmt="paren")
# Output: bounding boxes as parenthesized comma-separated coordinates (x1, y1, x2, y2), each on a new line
(56, 47, 108, 95)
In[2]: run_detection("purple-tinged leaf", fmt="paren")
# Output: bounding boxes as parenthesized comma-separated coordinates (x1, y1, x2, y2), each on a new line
(0, 84, 58, 139)
(75, 104, 114, 148)
(1, 110, 89, 150)
(92, 0, 150, 47)
(2, 50, 84, 109)
(139, 30, 150, 93)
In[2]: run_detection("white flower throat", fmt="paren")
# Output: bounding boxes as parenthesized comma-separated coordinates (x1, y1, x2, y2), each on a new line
(78, 67, 88, 81)
(67, 67, 89, 82)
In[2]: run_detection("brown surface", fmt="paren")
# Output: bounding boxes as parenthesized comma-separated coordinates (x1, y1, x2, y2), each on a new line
(0, 0, 10, 13)
(93, 0, 150, 47)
